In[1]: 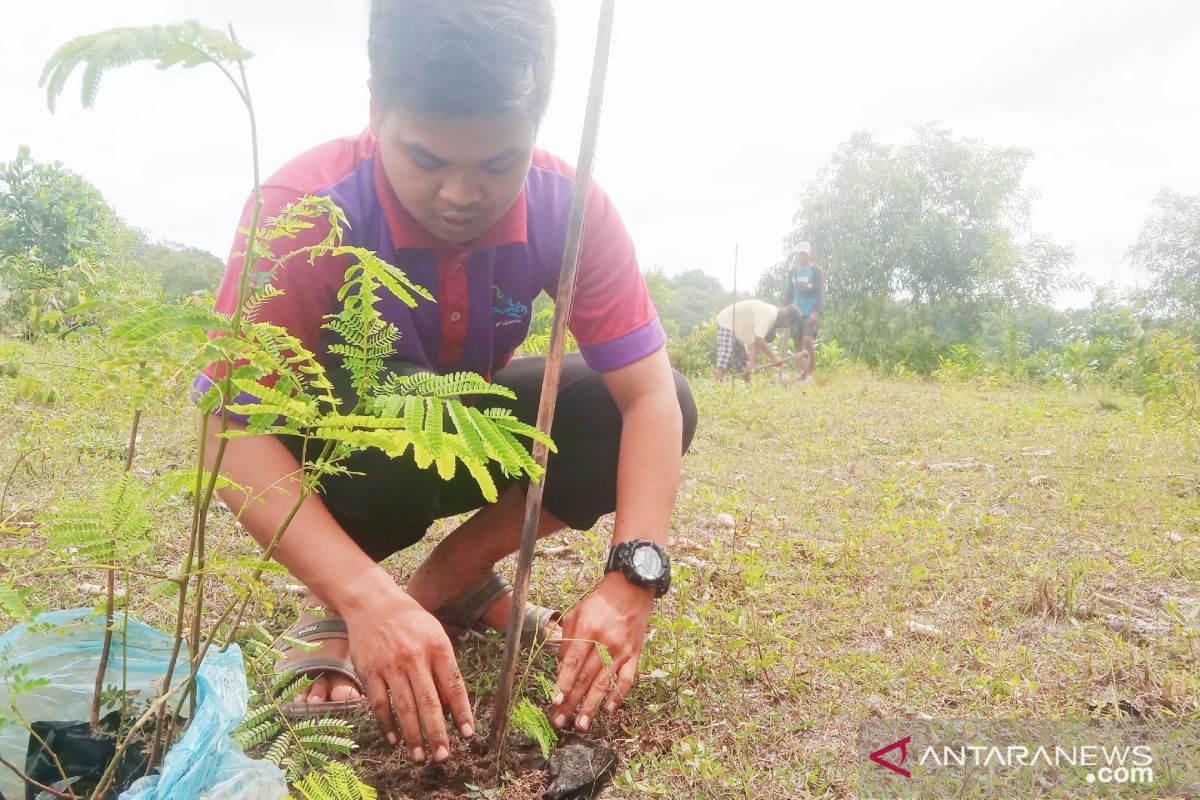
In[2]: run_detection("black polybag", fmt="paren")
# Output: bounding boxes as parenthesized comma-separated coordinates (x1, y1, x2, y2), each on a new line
(22, 712, 151, 800)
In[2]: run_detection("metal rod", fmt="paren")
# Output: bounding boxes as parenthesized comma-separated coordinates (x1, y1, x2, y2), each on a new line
(488, 0, 618, 749)
(730, 242, 738, 387)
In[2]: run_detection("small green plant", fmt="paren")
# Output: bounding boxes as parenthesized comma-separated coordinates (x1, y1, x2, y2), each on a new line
(934, 342, 983, 383)
(232, 624, 357, 781)
(814, 338, 848, 371)
(518, 296, 577, 357)
(667, 321, 717, 377)
(510, 697, 558, 760)
(1127, 331, 1200, 421)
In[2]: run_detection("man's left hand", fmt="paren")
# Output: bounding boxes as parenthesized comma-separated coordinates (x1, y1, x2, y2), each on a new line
(551, 572, 655, 731)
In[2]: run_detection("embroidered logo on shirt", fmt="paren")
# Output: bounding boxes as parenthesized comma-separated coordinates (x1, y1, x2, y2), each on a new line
(492, 286, 529, 327)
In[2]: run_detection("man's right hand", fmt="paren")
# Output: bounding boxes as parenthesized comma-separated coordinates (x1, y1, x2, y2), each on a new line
(343, 584, 474, 763)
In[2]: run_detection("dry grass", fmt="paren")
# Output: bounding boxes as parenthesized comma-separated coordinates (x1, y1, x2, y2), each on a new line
(2, 341, 1198, 798)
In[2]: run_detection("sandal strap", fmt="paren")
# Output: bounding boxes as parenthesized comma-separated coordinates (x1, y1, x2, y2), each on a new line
(280, 656, 364, 692)
(286, 617, 349, 642)
(434, 568, 562, 646)
(521, 604, 561, 648)
(443, 569, 513, 629)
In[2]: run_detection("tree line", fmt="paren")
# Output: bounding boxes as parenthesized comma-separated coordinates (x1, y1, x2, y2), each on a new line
(0, 145, 223, 336)
(5, 128, 1198, 381)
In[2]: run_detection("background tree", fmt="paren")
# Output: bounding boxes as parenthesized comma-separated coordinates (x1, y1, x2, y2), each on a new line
(0, 146, 121, 334)
(0, 145, 113, 268)
(134, 239, 225, 298)
(665, 268, 735, 334)
(1128, 188, 1200, 326)
(642, 267, 678, 337)
(768, 126, 1075, 370)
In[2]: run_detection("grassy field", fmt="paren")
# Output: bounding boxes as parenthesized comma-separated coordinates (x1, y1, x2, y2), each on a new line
(2, 340, 1199, 798)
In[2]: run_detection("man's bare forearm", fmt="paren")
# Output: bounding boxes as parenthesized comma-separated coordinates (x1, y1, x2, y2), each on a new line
(203, 419, 403, 613)
(602, 349, 682, 550)
(612, 393, 681, 548)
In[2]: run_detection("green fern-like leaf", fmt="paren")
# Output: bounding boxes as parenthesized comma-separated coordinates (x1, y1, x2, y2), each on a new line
(290, 719, 358, 736)
(446, 401, 487, 460)
(423, 398, 444, 462)
(235, 649, 359, 784)
(41, 22, 253, 112)
(152, 466, 242, 500)
(532, 672, 559, 705)
(403, 394, 429, 463)
(231, 718, 282, 751)
(283, 748, 334, 777)
(38, 473, 152, 563)
(335, 248, 433, 308)
(295, 733, 357, 754)
(308, 427, 415, 459)
(257, 195, 348, 249)
(227, 378, 319, 428)
(109, 304, 230, 347)
(481, 408, 557, 451)
(293, 762, 377, 800)
(376, 371, 517, 400)
(511, 697, 558, 760)
(263, 733, 290, 767)
(459, 450, 499, 503)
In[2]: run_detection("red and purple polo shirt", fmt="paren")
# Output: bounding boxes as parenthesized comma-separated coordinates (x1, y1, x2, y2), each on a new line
(193, 129, 665, 411)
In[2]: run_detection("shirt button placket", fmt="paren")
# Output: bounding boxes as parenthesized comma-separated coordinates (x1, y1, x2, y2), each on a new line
(450, 254, 466, 330)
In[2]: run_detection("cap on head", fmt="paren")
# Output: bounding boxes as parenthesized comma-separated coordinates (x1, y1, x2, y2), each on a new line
(796, 241, 812, 255)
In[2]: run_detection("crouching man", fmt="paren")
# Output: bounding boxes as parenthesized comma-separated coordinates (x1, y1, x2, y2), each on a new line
(196, 0, 697, 766)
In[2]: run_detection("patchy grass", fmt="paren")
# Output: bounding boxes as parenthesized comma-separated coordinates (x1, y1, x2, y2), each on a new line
(2, 341, 1199, 799)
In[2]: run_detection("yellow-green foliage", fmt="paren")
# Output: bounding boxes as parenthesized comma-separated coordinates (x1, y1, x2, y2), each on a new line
(291, 762, 377, 800)
(511, 697, 557, 760)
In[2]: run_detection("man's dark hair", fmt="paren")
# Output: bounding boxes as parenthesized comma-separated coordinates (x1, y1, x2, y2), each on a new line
(369, 0, 556, 123)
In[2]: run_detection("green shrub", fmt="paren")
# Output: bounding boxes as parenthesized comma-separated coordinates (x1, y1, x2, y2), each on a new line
(1126, 331, 1199, 420)
(667, 321, 717, 377)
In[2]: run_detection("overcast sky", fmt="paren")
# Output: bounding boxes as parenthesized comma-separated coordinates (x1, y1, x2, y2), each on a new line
(3, 1, 1199, 307)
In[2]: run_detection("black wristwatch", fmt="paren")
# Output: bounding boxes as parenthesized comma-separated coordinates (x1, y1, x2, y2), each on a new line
(605, 539, 671, 598)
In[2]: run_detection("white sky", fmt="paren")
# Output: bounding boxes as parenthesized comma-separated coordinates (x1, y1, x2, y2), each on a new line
(3, 1, 1199, 308)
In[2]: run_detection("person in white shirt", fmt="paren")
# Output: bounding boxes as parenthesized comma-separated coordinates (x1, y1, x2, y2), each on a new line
(713, 300, 803, 382)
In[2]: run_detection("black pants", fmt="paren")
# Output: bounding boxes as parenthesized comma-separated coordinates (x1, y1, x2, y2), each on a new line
(281, 354, 698, 561)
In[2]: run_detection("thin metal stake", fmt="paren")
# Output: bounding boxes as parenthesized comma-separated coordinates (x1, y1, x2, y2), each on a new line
(731, 242, 738, 388)
(488, 0, 617, 750)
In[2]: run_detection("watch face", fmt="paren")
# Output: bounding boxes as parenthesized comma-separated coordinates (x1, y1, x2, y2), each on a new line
(631, 544, 664, 579)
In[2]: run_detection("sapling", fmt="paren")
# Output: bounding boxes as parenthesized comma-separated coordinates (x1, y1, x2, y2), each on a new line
(0, 18, 554, 800)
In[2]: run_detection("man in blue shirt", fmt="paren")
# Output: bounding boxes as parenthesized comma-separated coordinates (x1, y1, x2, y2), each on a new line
(788, 241, 825, 381)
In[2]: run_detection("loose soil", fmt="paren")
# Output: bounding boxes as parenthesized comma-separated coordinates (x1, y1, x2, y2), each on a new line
(351, 723, 548, 800)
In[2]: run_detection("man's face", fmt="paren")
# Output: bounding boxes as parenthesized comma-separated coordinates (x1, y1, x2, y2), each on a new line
(796, 252, 811, 268)
(372, 101, 536, 245)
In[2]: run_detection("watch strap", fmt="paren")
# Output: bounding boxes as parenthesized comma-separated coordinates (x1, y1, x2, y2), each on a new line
(604, 543, 623, 573)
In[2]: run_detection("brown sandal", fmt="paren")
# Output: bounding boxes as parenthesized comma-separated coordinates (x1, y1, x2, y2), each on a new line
(435, 569, 560, 648)
(276, 610, 367, 719)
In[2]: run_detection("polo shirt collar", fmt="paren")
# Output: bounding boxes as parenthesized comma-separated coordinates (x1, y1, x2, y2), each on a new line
(372, 151, 528, 254)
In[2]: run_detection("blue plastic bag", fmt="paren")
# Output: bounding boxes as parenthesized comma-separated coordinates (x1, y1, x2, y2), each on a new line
(0, 608, 287, 800)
